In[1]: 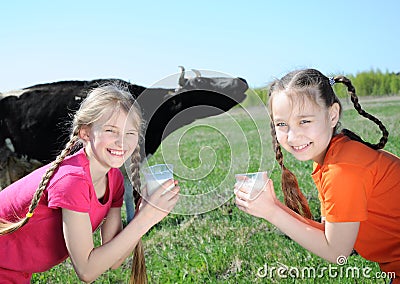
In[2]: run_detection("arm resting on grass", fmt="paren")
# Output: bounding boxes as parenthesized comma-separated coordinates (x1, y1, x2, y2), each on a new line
(268, 202, 359, 263)
(235, 179, 359, 263)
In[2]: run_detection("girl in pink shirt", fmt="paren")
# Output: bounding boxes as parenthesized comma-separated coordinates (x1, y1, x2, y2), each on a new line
(0, 84, 180, 283)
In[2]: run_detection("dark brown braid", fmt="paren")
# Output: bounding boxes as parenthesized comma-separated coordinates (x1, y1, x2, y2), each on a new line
(334, 76, 389, 150)
(0, 133, 80, 235)
(129, 143, 148, 284)
(270, 122, 313, 219)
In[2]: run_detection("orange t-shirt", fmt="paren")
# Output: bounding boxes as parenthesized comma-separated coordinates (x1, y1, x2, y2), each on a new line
(312, 134, 400, 275)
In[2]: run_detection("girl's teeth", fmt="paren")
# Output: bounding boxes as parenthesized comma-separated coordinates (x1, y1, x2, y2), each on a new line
(109, 150, 124, 156)
(293, 143, 309, 150)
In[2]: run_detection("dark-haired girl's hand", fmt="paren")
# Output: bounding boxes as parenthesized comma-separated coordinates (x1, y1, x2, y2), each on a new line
(234, 178, 279, 221)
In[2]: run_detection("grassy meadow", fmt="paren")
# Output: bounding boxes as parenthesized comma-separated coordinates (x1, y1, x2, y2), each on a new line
(32, 96, 400, 283)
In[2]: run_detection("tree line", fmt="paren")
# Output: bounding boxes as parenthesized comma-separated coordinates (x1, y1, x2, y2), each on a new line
(252, 69, 400, 104)
(333, 69, 400, 97)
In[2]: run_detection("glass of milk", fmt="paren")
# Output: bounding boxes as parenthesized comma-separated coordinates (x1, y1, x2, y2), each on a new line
(142, 164, 174, 196)
(234, 171, 267, 200)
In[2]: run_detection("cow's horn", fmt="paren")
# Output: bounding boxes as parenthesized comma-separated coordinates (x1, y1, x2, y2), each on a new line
(191, 69, 201, 77)
(178, 66, 187, 87)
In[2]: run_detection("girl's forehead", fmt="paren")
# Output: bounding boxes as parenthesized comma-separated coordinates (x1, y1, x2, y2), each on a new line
(272, 91, 323, 117)
(95, 108, 137, 129)
(96, 108, 120, 124)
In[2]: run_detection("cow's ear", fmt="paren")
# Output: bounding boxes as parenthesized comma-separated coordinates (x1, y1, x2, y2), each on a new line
(78, 126, 91, 142)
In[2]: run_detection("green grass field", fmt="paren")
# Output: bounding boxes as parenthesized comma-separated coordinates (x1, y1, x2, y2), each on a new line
(32, 96, 400, 283)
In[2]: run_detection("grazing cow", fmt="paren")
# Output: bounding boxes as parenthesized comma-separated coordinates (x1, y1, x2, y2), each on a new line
(0, 68, 248, 189)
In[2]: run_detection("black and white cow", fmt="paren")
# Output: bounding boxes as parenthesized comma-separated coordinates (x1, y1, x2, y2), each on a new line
(0, 68, 248, 187)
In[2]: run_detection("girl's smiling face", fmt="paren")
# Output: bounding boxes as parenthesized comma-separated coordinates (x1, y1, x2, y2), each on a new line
(271, 91, 340, 164)
(81, 108, 139, 171)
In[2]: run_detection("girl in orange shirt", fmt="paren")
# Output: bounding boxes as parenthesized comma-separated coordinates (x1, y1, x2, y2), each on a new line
(235, 69, 400, 282)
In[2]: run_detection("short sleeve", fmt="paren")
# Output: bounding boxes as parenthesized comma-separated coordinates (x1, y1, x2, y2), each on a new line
(110, 169, 125, 208)
(321, 164, 371, 222)
(47, 174, 91, 212)
(317, 191, 326, 218)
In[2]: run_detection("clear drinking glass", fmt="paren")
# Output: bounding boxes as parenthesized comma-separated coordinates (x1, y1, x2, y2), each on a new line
(234, 171, 267, 200)
(142, 164, 174, 196)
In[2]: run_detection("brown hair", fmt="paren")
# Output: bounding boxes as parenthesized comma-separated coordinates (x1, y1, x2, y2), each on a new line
(0, 83, 148, 282)
(268, 69, 389, 219)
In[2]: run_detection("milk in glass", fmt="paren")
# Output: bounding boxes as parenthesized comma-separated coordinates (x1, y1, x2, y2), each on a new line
(143, 164, 174, 196)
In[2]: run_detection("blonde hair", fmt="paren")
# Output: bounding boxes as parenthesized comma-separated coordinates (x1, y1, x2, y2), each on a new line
(0, 83, 148, 282)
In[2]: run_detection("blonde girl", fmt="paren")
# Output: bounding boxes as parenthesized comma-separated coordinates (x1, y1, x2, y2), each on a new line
(235, 69, 400, 281)
(0, 84, 179, 283)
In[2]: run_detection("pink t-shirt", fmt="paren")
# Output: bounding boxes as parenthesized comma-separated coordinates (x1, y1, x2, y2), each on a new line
(0, 149, 124, 273)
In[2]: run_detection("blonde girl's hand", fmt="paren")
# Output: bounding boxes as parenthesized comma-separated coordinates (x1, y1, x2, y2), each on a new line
(234, 176, 279, 220)
(137, 179, 180, 225)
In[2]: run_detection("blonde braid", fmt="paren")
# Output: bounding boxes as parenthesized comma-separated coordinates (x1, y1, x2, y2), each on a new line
(130, 144, 142, 205)
(27, 135, 80, 216)
(0, 134, 80, 235)
(129, 143, 148, 284)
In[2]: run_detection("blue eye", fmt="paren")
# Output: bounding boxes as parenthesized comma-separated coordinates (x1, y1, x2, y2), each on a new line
(275, 122, 287, 127)
(300, 120, 311, 124)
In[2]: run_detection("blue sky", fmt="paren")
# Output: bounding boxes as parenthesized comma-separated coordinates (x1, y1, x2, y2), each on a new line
(1, 0, 399, 91)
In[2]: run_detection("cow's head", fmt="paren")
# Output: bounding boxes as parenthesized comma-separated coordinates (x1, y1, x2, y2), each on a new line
(136, 67, 248, 156)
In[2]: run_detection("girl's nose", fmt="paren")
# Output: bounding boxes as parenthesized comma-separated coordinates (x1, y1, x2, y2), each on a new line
(115, 133, 123, 147)
(287, 126, 300, 143)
